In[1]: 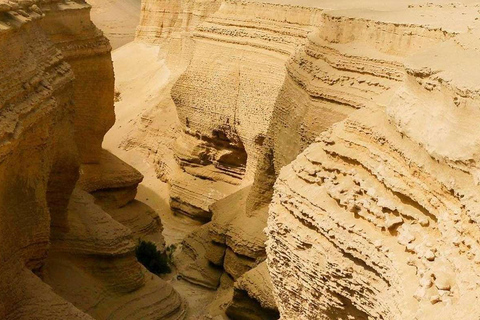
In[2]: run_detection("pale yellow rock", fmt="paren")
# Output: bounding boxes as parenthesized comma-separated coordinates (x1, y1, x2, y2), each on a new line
(232, 262, 277, 312)
(5, 0, 480, 319)
(267, 24, 480, 319)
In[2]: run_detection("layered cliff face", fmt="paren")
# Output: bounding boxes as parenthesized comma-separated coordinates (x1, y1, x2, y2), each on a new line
(267, 6, 480, 320)
(38, 0, 115, 164)
(0, 1, 184, 319)
(136, 0, 221, 44)
(0, 3, 82, 317)
(170, 0, 322, 221)
(204, 1, 459, 294)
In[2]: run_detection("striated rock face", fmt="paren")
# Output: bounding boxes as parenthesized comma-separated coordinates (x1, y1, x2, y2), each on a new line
(267, 7, 480, 319)
(0, 1, 184, 319)
(136, 0, 221, 44)
(169, 1, 322, 220)
(174, 223, 223, 289)
(0, 3, 82, 317)
(247, 1, 461, 212)
(198, 1, 461, 297)
(39, 0, 115, 164)
(64, 0, 480, 318)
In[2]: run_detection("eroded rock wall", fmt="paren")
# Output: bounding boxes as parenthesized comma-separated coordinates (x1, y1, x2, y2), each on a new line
(0, 1, 184, 319)
(111, 0, 480, 318)
(206, 2, 456, 290)
(39, 0, 115, 164)
(267, 6, 480, 320)
(170, 0, 322, 221)
(0, 4, 83, 317)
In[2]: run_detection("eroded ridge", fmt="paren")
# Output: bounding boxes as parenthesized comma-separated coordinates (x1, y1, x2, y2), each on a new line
(267, 28, 480, 320)
(0, 1, 185, 319)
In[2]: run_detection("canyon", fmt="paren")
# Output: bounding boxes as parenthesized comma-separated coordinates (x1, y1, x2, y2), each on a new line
(2, 0, 480, 319)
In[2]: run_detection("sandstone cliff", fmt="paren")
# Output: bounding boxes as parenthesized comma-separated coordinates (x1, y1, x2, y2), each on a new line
(169, 0, 322, 221)
(0, 1, 184, 319)
(266, 4, 480, 320)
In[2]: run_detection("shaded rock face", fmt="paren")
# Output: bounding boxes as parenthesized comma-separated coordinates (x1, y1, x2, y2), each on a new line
(39, 0, 115, 164)
(0, 1, 184, 319)
(226, 261, 279, 320)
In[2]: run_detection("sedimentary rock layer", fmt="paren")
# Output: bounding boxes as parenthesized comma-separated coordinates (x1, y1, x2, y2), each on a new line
(0, 1, 184, 319)
(110, 0, 480, 319)
(0, 3, 81, 317)
(39, 0, 115, 164)
(267, 23, 480, 319)
(170, 2, 323, 220)
(204, 2, 462, 292)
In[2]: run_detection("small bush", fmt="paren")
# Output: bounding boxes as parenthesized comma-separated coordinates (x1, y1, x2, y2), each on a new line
(114, 90, 121, 102)
(135, 240, 171, 275)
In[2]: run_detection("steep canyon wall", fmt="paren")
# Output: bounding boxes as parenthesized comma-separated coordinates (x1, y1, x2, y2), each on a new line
(18, 0, 480, 319)
(0, 1, 184, 319)
(266, 4, 480, 320)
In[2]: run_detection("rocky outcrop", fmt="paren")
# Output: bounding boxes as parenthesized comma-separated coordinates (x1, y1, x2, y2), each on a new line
(44, 189, 185, 320)
(38, 0, 115, 164)
(78, 150, 143, 208)
(267, 8, 480, 319)
(0, 1, 184, 319)
(208, 186, 266, 279)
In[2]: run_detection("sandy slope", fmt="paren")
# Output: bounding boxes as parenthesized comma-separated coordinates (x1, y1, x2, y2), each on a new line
(88, 0, 141, 49)
(104, 42, 194, 245)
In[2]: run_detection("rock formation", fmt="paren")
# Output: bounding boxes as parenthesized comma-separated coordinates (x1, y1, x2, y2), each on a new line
(0, 0, 184, 319)
(265, 3, 480, 320)
(126, 1, 480, 319)
(6, 0, 480, 319)
(169, 0, 322, 221)
(226, 261, 279, 320)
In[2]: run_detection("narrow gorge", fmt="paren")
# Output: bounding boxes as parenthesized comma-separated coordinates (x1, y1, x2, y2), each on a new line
(2, 0, 480, 319)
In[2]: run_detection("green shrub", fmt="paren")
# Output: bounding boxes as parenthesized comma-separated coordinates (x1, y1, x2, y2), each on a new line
(135, 240, 171, 275)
